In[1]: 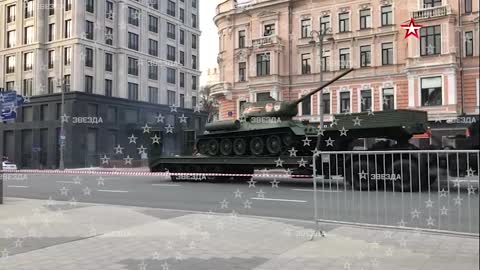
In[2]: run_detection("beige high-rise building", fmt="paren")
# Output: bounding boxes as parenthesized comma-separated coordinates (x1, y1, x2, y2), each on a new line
(212, 0, 479, 133)
(0, 0, 201, 108)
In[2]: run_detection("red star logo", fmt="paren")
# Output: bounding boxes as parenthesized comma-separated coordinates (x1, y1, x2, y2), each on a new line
(401, 18, 423, 39)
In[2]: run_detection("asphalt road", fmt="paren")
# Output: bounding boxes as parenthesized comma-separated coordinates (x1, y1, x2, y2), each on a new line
(3, 172, 479, 234)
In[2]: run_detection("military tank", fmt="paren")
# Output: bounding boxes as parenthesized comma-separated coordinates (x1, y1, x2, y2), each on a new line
(196, 68, 354, 157)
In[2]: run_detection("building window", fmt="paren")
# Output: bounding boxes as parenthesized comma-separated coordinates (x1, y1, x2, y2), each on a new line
(180, 8, 185, 23)
(381, 6, 392, 26)
(149, 0, 158, 9)
(360, 90, 372, 112)
(64, 47, 71, 65)
(180, 30, 185, 45)
(420, 25, 441, 56)
(6, 5, 15, 23)
(48, 50, 55, 69)
(264, 24, 275, 36)
(148, 63, 158, 80)
(64, 74, 70, 92)
(192, 34, 197, 49)
(322, 93, 330, 114)
(149, 16, 158, 33)
(340, 92, 350, 113)
(23, 79, 33, 96)
(167, 90, 176, 105)
(105, 79, 112, 96)
(149, 39, 158, 56)
(167, 23, 176, 39)
(128, 83, 138, 100)
(7, 31, 16, 48)
(24, 52, 33, 71)
(65, 0, 72, 11)
(320, 15, 330, 34)
(167, 0, 176, 17)
(149, 87, 159, 104)
(167, 68, 176, 84)
(85, 20, 94, 40)
(382, 88, 394, 110)
(301, 19, 311, 38)
(256, 53, 270, 76)
(25, 0, 34, 18)
(6, 81, 15, 91)
(85, 75, 93, 93)
(421, 76, 442, 106)
(180, 94, 185, 108)
(339, 48, 350, 69)
(382, 42, 393, 65)
(239, 62, 246, 82)
(180, 51, 185, 65)
(24, 26, 34, 44)
(423, 0, 442, 8)
(128, 57, 138, 76)
(192, 55, 197, 69)
(128, 32, 139, 50)
(256, 92, 272, 102)
(192, 96, 197, 107)
(180, 72, 185, 87)
(85, 48, 94, 67)
(338, 13, 349, 32)
(301, 95, 311, 115)
(6, 56, 15, 73)
(192, 0, 197, 8)
(49, 0, 56, 16)
(238, 30, 246, 48)
(106, 0, 114, 19)
(48, 23, 55, 41)
(86, 0, 94, 13)
(322, 52, 330, 72)
(105, 53, 113, 72)
(359, 9, 371, 29)
(105, 27, 113, 45)
(360, 45, 371, 67)
(128, 7, 139, 26)
(465, 31, 473, 56)
(301, 53, 311, 74)
(192, 14, 197, 28)
(65, 19, 72, 38)
(192, 75, 197, 90)
(167, 45, 176, 61)
(48, 77, 54, 94)
(464, 0, 472, 13)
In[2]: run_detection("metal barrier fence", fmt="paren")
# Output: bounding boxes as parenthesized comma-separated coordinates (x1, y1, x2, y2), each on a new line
(312, 150, 479, 236)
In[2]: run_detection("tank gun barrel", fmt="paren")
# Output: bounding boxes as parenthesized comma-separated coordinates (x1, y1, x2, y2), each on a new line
(292, 68, 354, 106)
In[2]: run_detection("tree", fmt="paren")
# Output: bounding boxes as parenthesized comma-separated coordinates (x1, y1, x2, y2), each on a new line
(199, 85, 219, 123)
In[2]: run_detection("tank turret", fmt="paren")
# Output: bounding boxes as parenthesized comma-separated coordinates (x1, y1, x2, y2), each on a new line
(242, 69, 354, 120)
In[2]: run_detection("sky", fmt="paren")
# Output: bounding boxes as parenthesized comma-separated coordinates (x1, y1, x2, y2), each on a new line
(199, 0, 222, 86)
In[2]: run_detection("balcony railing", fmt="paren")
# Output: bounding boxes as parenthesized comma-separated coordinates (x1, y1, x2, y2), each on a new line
(252, 35, 281, 48)
(412, 5, 451, 20)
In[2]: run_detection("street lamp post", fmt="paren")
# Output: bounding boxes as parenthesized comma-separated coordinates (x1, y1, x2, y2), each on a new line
(56, 79, 67, 170)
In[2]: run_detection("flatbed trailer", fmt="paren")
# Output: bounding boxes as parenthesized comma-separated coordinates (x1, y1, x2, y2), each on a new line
(149, 155, 313, 181)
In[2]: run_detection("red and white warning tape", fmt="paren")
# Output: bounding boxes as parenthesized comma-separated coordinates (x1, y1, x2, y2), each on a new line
(0, 169, 312, 178)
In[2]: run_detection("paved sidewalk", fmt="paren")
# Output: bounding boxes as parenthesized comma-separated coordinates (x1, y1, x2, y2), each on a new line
(0, 198, 478, 270)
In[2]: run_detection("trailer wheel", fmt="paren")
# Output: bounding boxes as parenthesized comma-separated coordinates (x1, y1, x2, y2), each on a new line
(347, 161, 377, 191)
(197, 140, 208, 155)
(282, 133, 294, 147)
(207, 139, 219, 156)
(233, 138, 247, 156)
(250, 137, 265, 156)
(266, 135, 282, 155)
(391, 159, 420, 192)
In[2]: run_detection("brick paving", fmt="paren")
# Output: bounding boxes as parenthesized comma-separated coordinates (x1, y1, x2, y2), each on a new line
(0, 198, 478, 270)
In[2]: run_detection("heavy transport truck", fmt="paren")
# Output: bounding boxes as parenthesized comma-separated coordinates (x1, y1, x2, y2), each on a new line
(148, 69, 479, 191)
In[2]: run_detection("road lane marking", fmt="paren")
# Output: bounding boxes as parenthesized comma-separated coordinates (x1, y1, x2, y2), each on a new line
(292, 189, 343, 193)
(56, 181, 76, 184)
(97, 190, 129, 193)
(7, 185, 29, 188)
(251, 197, 307, 203)
(152, 184, 181, 187)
